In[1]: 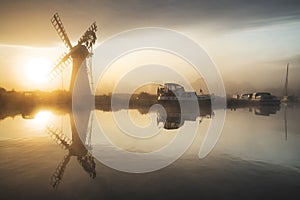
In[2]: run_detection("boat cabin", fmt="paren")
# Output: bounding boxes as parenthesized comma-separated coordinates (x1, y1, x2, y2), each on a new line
(158, 83, 185, 94)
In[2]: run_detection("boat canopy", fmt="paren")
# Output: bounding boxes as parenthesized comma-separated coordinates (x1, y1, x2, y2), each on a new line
(163, 83, 185, 92)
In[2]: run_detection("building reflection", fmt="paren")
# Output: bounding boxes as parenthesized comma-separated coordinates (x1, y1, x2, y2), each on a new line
(46, 113, 96, 189)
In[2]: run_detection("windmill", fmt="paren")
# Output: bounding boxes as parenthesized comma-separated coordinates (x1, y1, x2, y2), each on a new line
(48, 13, 97, 94)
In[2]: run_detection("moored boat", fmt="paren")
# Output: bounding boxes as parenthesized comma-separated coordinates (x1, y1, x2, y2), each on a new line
(231, 92, 280, 106)
(157, 83, 211, 106)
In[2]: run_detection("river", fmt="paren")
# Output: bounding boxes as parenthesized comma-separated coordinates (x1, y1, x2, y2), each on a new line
(0, 103, 299, 199)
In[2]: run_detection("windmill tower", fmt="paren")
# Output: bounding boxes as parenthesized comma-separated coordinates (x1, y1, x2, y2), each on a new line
(48, 13, 97, 95)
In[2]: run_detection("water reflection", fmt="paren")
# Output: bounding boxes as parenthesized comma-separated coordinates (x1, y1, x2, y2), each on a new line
(229, 104, 289, 140)
(284, 105, 288, 141)
(0, 102, 213, 188)
(230, 104, 281, 116)
(0, 102, 300, 199)
(156, 104, 212, 129)
(46, 114, 96, 188)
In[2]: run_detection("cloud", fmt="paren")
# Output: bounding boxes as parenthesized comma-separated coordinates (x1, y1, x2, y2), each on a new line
(1, 0, 300, 46)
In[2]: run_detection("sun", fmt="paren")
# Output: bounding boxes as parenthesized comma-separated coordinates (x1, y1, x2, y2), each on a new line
(25, 57, 52, 83)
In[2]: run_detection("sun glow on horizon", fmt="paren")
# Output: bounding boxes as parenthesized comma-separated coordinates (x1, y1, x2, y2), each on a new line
(33, 111, 54, 124)
(24, 57, 52, 84)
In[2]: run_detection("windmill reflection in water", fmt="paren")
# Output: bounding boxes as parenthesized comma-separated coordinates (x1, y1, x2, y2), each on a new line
(46, 112, 95, 189)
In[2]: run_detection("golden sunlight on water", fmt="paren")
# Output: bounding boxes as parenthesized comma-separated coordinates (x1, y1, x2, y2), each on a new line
(25, 110, 55, 134)
(95, 110, 176, 153)
(0, 105, 300, 200)
(93, 110, 210, 154)
(0, 110, 63, 140)
(34, 111, 54, 124)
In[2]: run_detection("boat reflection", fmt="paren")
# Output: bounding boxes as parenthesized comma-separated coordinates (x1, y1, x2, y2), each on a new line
(229, 104, 291, 140)
(250, 105, 280, 116)
(230, 104, 281, 116)
(156, 104, 212, 129)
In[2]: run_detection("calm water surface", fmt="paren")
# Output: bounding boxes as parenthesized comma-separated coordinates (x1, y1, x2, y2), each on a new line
(0, 104, 300, 199)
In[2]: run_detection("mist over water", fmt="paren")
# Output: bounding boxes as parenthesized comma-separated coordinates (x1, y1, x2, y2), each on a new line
(0, 103, 299, 199)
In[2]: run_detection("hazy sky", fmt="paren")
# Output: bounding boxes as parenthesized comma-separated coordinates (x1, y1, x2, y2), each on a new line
(0, 0, 300, 95)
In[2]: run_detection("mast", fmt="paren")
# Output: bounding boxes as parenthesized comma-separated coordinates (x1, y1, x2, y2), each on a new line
(284, 63, 289, 97)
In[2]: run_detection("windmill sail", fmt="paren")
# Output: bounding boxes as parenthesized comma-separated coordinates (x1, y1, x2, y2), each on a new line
(51, 154, 71, 189)
(48, 12, 97, 93)
(77, 153, 96, 178)
(46, 125, 72, 149)
(51, 13, 73, 49)
(48, 52, 72, 81)
(77, 22, 97, 48)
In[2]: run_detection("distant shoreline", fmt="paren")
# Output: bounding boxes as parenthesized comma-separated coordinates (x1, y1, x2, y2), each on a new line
(1, 86, 299, 121)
